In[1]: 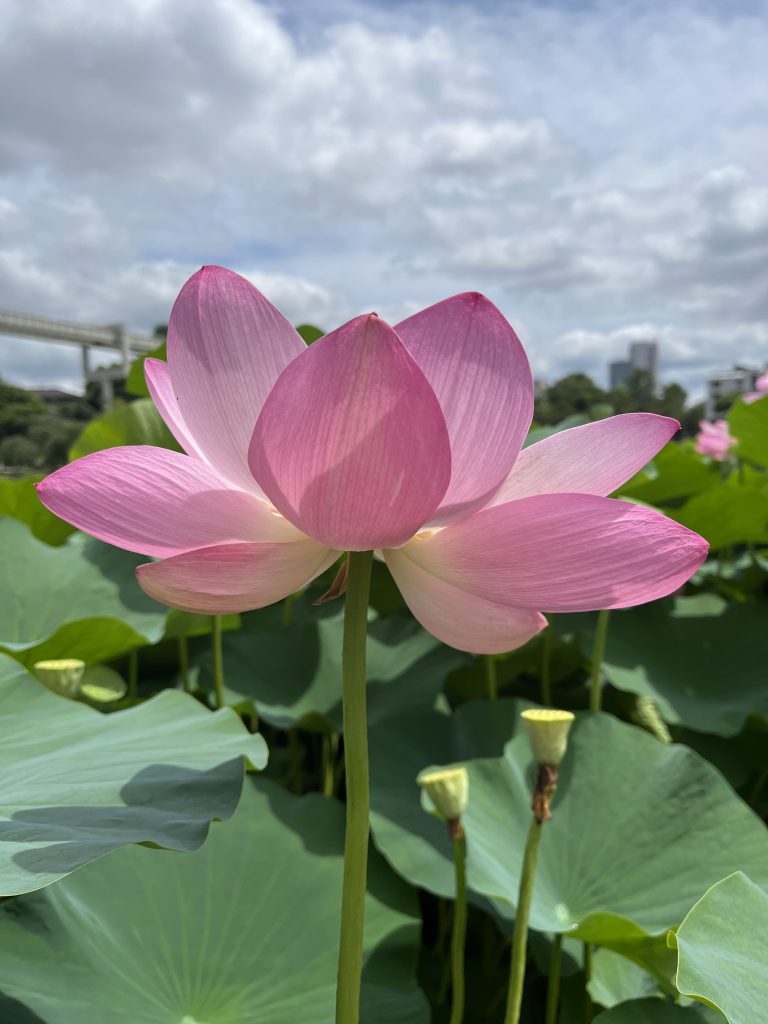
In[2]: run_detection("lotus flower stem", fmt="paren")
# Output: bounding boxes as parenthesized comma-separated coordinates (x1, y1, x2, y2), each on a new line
(545, 932, 562, 1024)
(485, 655, 498, 700)
(178, 635, 190, 693)
(449, 829, 468, 1024)
(211, 615, 224, 709)
(503, 817, 543, 1024)
(335, 549, 374, 1024)
(540, 626, 553, 706)
(588, 610, 610, 712)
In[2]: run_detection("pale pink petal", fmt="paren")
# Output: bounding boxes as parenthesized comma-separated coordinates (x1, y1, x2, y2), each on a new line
(404, 493, 708, 612)
(491, 414, 679, 504)
(167, 266, 306, 491)
(36, 447, 300, 558)
(144, 358, 203, 459)
(396, 293, 533, 523)
(385, 545, 546, 654)
(137, 539, 338, 614)
(249, 314, 451, 550)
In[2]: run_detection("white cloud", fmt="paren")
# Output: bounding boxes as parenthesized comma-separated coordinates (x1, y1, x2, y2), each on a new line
(0, 0, 766, 397)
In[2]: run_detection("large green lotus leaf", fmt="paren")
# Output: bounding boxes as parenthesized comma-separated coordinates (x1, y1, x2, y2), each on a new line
(595, 999, 721, 1022)
(0, 476, 74, 545)
(590, 949, 661, 1008)
(369, 704, 768, 981)
(0, 654, 267, 896)
(369, 700, 527, 903)
(465, 715, 768, 936)
(728, 393, 768, 467)
(673, 485, 768, 549)
(0, 518, 166, 662)
(619, 443, 720, 505)
(69, 397, 179, 459)
(524, 414, 588, 447)
(125, 340, 167, 397)
(196, 607, 468, 730)
(163, 609, 240, 640)
(672, 872, 768, 1023)
(552, 596, 768, 736)
(0, 779, 428, 1024)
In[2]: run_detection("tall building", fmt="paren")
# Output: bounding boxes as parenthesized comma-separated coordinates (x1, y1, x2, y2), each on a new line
(609, 339, 659, 394)
(609, 360, 631, 389)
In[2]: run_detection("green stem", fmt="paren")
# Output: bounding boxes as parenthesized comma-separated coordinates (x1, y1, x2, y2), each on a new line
(584, 942, 593, 1023)
(128, 649, 138, 704)
(282, 591, 297, 626)
(485, 655, 498, 700)
(545, 933, 562, 1024)
(178, 635, 190, 693)
(335, 550, 374, 1024)
(589, 610, 611, 712)
(211, 615, 225, 709)
(323, 731, 339, 797)
(503, 818, 543, 1024)
(540, 627, 553, 706)
(449, 833, 468, 1024)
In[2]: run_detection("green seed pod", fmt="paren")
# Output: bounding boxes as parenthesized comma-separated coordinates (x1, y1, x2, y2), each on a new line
(521, 708, 575, 766)
(417, 765, 469, 822)
(33, 658, 86, 699)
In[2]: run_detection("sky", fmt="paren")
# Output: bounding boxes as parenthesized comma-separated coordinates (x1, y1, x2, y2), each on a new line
(1, 0, 767, 398)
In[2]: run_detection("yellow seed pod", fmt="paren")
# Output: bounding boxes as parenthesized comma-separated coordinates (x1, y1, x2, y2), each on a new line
(417, 765, 469, 821)
(521, 708, 575, 766)
(33, 658, 86, 699)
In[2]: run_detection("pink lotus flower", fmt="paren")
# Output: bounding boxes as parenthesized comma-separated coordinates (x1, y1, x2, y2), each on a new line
(37, 267, 708, 654)
(695, 419, 737, 461)
(744, 371, 768, 404)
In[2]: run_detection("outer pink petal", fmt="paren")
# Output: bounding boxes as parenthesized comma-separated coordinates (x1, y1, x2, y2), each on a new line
(490, 414, 679, 505)
(385, 546, 546, 654)
(396, 293, 533, 523)
(405, 493, 708, 612)
(167, 266, 306, 491)
(36, 447, 300, 558)
(137, 540, 338, 614)
(249, 313, 452, 550)
(144, 358, 203, 459)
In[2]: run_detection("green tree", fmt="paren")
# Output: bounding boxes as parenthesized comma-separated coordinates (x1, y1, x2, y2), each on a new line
(538, 373, 608, 423)
(658, 382, 687, 421)
(0, 382, 46, 440)
(0, 434, 39, 468)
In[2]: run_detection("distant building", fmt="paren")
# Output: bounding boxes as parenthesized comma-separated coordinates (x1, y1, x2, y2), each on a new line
(706, 365, 762, 419)
(29, 388, 80, 405)
(609, 339, 660, 395)
(609, 360, 631, 389)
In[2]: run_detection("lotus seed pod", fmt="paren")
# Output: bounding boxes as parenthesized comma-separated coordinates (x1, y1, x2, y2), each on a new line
(521, 708, 575, 766)
(631, 695, 672, 744)
(79, 665, 128, 705)
(417, 766, 469, 822)
(33, 658, 86, 699)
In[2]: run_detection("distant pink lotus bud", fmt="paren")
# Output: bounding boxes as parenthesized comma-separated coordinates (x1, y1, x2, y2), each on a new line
(36, 266, 708, 654)
(695, 419, 737, 461)
(744, 371, 768, 404)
